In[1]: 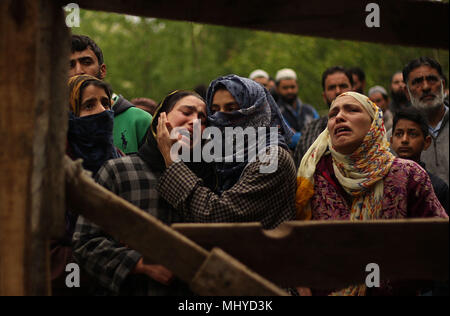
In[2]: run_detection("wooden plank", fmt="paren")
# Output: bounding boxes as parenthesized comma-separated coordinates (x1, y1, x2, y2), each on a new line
(75, 0, 448, 49)
(64, 157, 209, 284)
(30, 0, 70, 296)
(64, 157, 287, 295)
(191, 248, 288, 296)
(172, 219, 449, 289)
(45, 2, 70, 241)
(0, 0, 68, 296)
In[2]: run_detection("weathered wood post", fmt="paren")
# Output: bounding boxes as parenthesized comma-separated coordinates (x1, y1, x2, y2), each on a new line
(0, 0, 69, 295)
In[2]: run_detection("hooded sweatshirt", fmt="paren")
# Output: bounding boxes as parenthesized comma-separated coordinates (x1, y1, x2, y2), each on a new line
(112, 95, 152, 154)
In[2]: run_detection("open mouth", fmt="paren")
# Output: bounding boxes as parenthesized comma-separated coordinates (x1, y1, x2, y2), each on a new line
(334, 126, 352, 136)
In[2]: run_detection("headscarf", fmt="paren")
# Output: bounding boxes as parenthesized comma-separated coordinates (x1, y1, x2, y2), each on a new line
(67, 110, 120, 174)
(68, 74, 112, 116)
(66, 75, 119, 239)
(206, 74, 294, 193)
(295, 91, 395, 295)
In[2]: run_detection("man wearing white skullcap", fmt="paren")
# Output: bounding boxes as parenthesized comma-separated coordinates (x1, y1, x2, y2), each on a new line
(249, 69, 270, 90)
(275, 68, 319, 150)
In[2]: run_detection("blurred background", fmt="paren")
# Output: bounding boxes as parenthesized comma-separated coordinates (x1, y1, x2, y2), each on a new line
(72, 9, 449, 115)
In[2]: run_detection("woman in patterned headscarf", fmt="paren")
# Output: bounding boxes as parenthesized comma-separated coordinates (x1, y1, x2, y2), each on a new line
(295, 91, 447, 296)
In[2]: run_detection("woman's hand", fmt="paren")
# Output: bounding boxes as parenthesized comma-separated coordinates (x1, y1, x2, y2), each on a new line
(132, 258, 174, 285)
(296, 287, 312, 296)
(156, 113, 177, 168)
(156, 112, 191, 168)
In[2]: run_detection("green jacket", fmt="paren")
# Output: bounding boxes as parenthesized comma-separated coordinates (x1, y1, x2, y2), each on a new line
(112, 95, 152, 154)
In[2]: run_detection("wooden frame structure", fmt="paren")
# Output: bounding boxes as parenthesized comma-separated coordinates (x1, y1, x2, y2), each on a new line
(0, 0, 448, 296)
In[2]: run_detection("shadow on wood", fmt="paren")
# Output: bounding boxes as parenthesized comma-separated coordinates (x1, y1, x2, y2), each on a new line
(75, 0, 449, 49)
(173, 220, 449, 289)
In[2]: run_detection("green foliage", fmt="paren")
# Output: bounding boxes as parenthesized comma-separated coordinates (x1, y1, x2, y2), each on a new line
(73, 10, 449, 115)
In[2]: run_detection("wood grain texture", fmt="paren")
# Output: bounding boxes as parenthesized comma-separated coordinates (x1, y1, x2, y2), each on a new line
(75, 0, 448, 49)
(64, 157, 209, 284)
(0, 0, 68, 295)
(191, 248, 288, 296)
(173, 219, 449, 289)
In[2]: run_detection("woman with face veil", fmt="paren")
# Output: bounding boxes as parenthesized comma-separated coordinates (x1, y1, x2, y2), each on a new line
(156, 75, 297, 230)
(51, 75, 121, 295)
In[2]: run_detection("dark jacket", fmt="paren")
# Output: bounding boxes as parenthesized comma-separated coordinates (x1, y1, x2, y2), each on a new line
(420, 162, 449, 215)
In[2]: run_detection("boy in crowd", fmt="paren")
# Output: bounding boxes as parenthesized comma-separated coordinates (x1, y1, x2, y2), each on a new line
(390, 109, 448, 214)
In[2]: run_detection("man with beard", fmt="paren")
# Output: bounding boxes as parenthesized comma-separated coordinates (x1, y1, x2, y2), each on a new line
(389, 71, 410, 114)
(275, 68, 319, 150)
(403, 56, 449, 185)
(70, 35, 152, 154)
(249, 69, 270, 90)
(349, 67, 366, 95)
(293, 66, 353, 168)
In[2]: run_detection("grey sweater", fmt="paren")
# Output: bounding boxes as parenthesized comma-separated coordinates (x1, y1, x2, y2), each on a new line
(421, 106, 449, 185)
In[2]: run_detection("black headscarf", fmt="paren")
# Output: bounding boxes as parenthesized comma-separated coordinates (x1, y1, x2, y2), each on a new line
(67, 110, 120, 175)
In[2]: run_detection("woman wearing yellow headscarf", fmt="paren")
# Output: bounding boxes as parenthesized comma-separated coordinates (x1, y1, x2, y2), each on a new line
(52, 75, 120, 295)
(296, 92, 447, 296)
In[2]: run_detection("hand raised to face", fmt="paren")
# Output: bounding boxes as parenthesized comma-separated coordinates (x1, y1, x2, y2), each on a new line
(156, 112, 192, 168)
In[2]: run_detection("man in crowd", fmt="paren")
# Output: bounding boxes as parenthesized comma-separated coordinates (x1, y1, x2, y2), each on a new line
(390, 109, 448, 214)
(275, 68, 319, 150)
(70, 35, 152, 154)
(249, 69, 270, 90)
(293, 66, 353, 167)
(403, 56, 449, 185)
(368, 85, 393, 131)
(349, 67, 366, 94)
(131, 97, 157, 116)
(389, 71, 409, 114)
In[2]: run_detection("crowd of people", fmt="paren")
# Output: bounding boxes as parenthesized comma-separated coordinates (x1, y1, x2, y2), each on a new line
(51, 34, 449, 296)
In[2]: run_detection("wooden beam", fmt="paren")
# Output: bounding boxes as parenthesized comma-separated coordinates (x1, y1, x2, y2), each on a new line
(173, 219, 449, 289)
(64, 156, 448, 291)
(64, 157, 287, 296)
(75, 0, 448, 49)
(0, 0, 69, 295)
